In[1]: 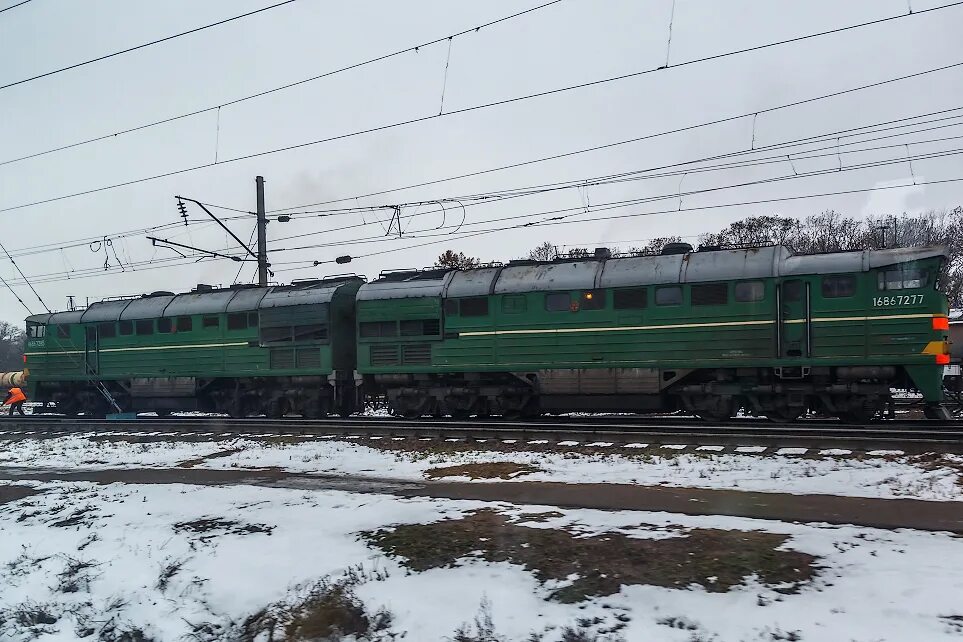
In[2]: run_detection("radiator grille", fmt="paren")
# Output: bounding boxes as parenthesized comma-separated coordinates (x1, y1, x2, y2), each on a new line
(370, 344, 400, 366)
(270, 349, 295, 369)
(402, 343, 431, 365)
(296, 348, 321, 369)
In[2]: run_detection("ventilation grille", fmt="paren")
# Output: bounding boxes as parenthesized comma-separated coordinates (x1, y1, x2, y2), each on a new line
(402, 343, 431, 365)
(370, 344, 399, 366)
(296, 348, 321, 369)
(270, 349, 295, 369)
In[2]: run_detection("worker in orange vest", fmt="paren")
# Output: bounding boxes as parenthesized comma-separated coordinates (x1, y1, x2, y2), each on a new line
(4, 386, 26, 416)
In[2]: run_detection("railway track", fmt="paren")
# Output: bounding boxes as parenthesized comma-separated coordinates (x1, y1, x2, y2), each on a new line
(1, 415, 961, 455)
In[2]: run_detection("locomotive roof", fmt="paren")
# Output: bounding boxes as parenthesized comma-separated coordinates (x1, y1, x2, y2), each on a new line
(354, 244, 949, 300)
(29, 277, 362, 324)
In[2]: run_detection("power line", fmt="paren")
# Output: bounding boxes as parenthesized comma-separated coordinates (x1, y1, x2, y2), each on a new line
(8, 150, 962, 288)
(264, 112, 963, 245)
(0, 272, 32, 314)
(266, 63, 963, 214)
(0, 0, 31, 15)
(0, 0, 299, 92)
(270, 146, 963, 253)
(295, 175, 963, 269)
(0, 0, 564, 168)
(0, 239, 49, 311)
(3, 5, 962, 216)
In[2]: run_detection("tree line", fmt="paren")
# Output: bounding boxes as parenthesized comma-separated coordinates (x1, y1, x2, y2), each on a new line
(435, 207, 963, 306)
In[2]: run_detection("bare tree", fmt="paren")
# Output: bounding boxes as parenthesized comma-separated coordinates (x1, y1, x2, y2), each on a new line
(527, 241, 557, 261)
(434, 250, 480, 270)
(0, 321, 25, 373)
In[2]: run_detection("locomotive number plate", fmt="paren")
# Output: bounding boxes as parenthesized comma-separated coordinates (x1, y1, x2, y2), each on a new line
(872, 295, 924, 306)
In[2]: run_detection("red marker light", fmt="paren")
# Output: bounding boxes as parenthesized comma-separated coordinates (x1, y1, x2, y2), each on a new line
(933, 317, 950, 331)
(936, 354, 951, 365)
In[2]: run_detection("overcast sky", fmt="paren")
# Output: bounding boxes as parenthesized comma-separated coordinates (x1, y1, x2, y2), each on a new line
(1, 0, 961, 318)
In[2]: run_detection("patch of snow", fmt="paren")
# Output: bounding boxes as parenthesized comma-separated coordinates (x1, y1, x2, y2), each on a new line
(1, 435, 962, 501)
(0, 482, 961, 641)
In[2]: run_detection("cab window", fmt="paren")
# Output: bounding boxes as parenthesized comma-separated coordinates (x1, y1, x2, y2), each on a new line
(580, 290, 605, 310)
(734, 281, 765, 302)
(655, 286, 682, 306)
(822, 276, 856, 298)
(878, 268, 927, 290)
(545, 293, 570, 311)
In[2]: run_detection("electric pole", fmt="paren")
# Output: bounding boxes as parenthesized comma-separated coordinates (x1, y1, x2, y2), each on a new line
(256, 176, 268, 286)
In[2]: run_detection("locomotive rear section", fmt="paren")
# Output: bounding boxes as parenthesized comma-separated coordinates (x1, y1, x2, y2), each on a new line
(21, 244, 952, 421)
(358, 244, 952, 422)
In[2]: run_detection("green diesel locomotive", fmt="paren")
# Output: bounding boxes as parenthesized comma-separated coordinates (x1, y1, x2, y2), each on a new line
(23, 243, 952, 420)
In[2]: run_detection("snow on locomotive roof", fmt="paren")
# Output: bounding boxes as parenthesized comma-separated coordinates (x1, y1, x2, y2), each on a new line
(356, 244, 948, 300)
(119, 294, 177, 320)
(79, 299, 136, 323)
(356, 271, 453, 301)
(259, 281, 353, 309)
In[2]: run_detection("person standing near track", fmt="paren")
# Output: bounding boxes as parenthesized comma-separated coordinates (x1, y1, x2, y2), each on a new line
(4, 386, 26, 416)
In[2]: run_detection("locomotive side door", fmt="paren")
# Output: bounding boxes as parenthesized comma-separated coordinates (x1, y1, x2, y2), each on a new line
(84, 325, 100, 376)
(778, 280, 810, 358)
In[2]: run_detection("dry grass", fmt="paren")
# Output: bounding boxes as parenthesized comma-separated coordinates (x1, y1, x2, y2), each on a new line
(363, 510, 818, 603)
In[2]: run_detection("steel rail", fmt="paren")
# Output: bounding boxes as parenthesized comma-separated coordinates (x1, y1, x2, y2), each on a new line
(1, 416, 960, 454)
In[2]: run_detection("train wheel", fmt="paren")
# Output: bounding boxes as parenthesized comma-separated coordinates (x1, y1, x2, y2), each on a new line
(267, 397, 289, 419)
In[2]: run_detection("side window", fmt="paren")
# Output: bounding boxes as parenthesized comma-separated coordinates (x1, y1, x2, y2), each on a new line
(545, 292, 571, 312)
(460, 297, 489, 317)
(227, 313, 248, 330)
(262, 327, 291, 343)
(135, 320, 153, 335)
(444, 299, 459, 315)
(293, 324, 327, 342)
(177, 316, 193, 332)
(614, 288, 647, 309)
(878, 268, 927, 291)
(783, 280, 804, 302)
(98, 322, 116, 338)
(655, 286, 683, 306)
(734, 281, 765, 303)
(57, 325, 71, 339)
(118, 321, 133, 336)
(157, 318, 173, 334)
(359, 321, 398, 338)
(202, 316, 220, 329)
(501, 295, 527, 314)
(580, 290, 606, 310)
(822, 276, 856, 298)
(86, 325, 96, 340)
(400, 320, 440, 336)
(691, 283, 728, 306)
(248, 312, 259, 328)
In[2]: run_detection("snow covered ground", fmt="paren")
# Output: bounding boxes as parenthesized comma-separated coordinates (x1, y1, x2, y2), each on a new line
(0, 480, 962, 641)
(0, 433, 961, 501)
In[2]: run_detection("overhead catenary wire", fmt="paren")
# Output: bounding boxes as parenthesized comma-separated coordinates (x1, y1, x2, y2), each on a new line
(0, 239, 49, 312)
(0, 0, 299, 92)
(5, 104, 960, 271)
(263, 114, 963, 245)
(3, 4, 963, 216)
(266, 146, 963, 253)
(7, 151, 963, 288)
(0, 0, 564, 168)
(0, 0, 31, 15)
(266, 61, 963, 214)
